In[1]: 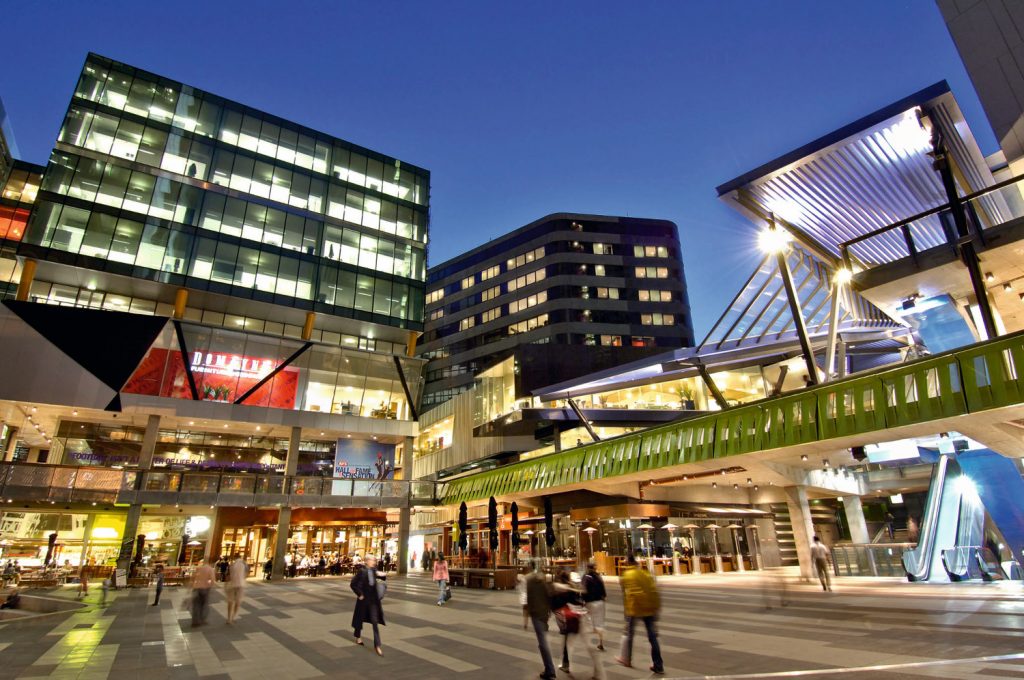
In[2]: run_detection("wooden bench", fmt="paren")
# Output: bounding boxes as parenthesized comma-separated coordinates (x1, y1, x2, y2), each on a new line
(448, 568, 517, 590)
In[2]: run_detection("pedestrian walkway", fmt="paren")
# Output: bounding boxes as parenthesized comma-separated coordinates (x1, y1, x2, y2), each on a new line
(0, 572, 1021, 679)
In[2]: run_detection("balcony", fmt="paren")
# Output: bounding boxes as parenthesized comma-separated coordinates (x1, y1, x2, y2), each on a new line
(0, 462, 440, 508)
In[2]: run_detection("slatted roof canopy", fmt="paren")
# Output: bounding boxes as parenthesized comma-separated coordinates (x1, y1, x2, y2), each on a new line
(698, 244, 904, 353)
(716, 81, 1002, 268)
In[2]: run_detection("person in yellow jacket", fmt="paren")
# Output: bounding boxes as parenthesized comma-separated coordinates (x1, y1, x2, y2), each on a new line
(615, 554, 665, 675)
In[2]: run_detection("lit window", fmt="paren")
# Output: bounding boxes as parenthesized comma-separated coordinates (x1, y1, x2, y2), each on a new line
(461, 275, 475, 290)
(593, 243, 613, 255)
(507, 246, 545, 271)
(480, 265, 500, 281)
(482, 307, 502, 323)
(481, 285, 501, 302)
(459, 316, 476, 331)
(426, 289, 443, 305)
(600, 335, 623, 347)
(596, 287, 619, 299)
(428, 308, 444, 321)
(594, 265, 606, 277)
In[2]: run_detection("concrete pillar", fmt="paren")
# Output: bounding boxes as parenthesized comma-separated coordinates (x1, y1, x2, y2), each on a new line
(116, 503, 144, 576)
(15, 258, 36, 302)
(406, 330, 418, 357)
(173, 288, 188, 319)
(270, 507, 292, 581)
(3, 427, 18, 462)
(784, 485, 815, 579)
(78, 513, 96, 567)
(842, 495, 870, 544)
(271, 426, 302, 581)
(138, 414, 161, 469)
(397, 506, 411, 576)
(553, 430, 562, 453)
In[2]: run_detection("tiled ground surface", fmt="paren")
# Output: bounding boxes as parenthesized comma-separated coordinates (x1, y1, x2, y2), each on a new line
(1, 571, 1023, 679)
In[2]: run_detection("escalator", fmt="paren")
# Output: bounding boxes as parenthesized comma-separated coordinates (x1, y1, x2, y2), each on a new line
(904, 449, 1024, 582)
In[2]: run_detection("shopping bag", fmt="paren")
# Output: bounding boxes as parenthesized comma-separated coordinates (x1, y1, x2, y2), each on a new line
(444, 584, 452, 601)
(554, 605, 580, 635)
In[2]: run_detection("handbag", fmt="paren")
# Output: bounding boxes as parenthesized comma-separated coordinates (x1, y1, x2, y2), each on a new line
(375, 577, 387, 601)
(444, 584, 452, 601)
(554, 605, 580, 635)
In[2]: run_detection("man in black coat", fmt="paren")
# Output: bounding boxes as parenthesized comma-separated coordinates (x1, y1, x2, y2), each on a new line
(350, 555, 386, 655)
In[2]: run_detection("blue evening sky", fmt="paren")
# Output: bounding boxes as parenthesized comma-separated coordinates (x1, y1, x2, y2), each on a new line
(1, 1, 990, 338)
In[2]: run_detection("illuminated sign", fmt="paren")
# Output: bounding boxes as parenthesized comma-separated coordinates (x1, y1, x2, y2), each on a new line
(191, 352, 276, 379)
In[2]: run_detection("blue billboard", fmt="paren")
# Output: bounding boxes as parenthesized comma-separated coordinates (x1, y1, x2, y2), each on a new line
(334, 438, 395, 480)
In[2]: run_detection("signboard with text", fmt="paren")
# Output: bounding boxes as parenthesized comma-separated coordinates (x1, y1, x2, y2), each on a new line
(332, 438, 395, 495)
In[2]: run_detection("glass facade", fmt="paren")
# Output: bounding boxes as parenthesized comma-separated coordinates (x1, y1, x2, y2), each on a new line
(20, 54, 428, 330)
(123, 322, 424, 420)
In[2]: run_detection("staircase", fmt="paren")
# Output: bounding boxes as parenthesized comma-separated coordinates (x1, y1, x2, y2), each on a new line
(771, 503, 799, 566)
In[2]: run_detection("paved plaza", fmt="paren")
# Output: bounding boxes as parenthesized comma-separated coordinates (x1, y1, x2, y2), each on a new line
(0, 572, 1022, 680)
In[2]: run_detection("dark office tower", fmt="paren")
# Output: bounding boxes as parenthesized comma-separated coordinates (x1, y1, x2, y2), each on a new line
(419, 213, 694, 409)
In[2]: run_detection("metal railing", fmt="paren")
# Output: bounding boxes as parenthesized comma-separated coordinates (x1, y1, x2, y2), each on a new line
(840, 172, 1024, 269)
(0, 462, 441, 507)
(443, 329, 1024, 503)
(832, 543, 915, 577)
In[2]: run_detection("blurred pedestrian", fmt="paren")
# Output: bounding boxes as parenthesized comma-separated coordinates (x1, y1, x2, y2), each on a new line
(152, 564, 165, 606)
(351, 555, 386, 656)
(525, 560, 556, 680)
(432, 552, 450, 606)
(615, 554, 664, 675)
(811, 536, 833, 592)
(77, 565, 89, 598)
(190, 558, 216, 627)
(217, 556, 229, 583)
(582, 560, 607, 650)
(226, 554, 248, 624)
(761, 567, 789, 610)
(263, 557, 273, 581)
(101, 576, 109, 605)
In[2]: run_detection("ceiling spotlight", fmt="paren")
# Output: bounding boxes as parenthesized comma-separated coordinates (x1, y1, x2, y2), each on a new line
(753, 485, 759, 491)
(822, 459, 830, 468)
(985, 272, 995, 283)
(733, 483, 739, 490)
(682, 475, 688, 480)
(746, 478, 752, 485)
(712, 482, 718, 488)
(72, 410, 78, 416)
(31, 407, 37, 412)
(255, 425, 261, 431)
(223, 424, 229, 428)
(188, 421, 194, 425)
(320, 431, 325, 436)
(801, 455, 809, 462)
(1004, 283, 1013, 292)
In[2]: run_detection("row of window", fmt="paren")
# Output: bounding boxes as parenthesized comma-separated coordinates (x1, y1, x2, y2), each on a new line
(59, 107, 427, 242)
(19, 278, 391, 351)
(507, 290, 547, 314)
(634, 245, 671, 258)
(640, 313, 676, 326)
(74, 60, 428, 204)
(635, 266, 670, 279)
(44, 152, 425, 281)
(25, 200, 424, 322)
(507, 245, 545, 271)
(507, 313, 549, 335)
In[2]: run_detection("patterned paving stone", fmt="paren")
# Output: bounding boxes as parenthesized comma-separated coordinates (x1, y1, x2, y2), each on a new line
(1, 571, 1022, 679)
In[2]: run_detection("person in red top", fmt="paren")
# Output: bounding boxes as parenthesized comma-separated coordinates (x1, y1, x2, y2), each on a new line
(432, 553, 450, 605)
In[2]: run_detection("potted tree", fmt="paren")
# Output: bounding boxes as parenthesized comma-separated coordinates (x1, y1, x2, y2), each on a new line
(676, 385, 696, 410)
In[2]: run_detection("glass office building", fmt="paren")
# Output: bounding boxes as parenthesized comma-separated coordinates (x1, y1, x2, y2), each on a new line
(19, 53, 428, 332)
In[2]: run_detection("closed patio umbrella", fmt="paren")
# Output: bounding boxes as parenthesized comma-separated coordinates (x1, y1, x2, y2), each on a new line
(43, 532, 57, 569)
(510, 502, 521, 562)
(487, 497, 499, 566)
(705, 524, 723, 572)
(543, 497, 555, 557)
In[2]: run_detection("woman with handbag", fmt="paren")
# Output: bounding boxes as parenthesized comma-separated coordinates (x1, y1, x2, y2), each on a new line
(552, 569, 606, 680)
(350, 555, 386, 656)
(432, 553, 451, 606)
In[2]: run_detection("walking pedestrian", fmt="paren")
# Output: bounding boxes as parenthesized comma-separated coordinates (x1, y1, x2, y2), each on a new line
(432, 552, 450, 606)
(226, 554, 248, 624)
(190, 558, 216, 627)
(615, 554, 664, 675)
(77, 565, 89, 598)
(552, 569, 606, 680)
(525, 560, 557, 680)
(811, 536, 833, 592)
(350, 555, 386, 656)
(217, 556, 229, 583)
(263, 557, 273, 581)
(582, 560, 607, 651)
(152, 564, 165, 606)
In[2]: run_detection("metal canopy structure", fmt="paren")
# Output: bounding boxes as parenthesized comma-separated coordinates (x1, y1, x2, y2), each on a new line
(699, 243, 903, 353)
(715, 81, 1001, 268)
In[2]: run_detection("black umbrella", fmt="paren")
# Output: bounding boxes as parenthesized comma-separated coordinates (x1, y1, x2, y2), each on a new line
(43, 532, 57, 568)
(544, 496, 555, 549)
(510, 502, 520, 550)
(458, 502, 468, 554)
(178, 534, 190, 564)
(488, 497, 498, 565)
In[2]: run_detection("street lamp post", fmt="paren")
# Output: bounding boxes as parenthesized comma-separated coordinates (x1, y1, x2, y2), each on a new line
(583, 526, 597, 564)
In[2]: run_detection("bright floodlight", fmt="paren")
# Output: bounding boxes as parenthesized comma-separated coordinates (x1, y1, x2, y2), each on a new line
(758, 227, 791, 254)
(955, 474, 979, 502)
(834, 268, 853, 285)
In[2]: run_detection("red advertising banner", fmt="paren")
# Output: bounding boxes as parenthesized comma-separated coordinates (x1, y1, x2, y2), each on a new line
(123, 348, 299, 409)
